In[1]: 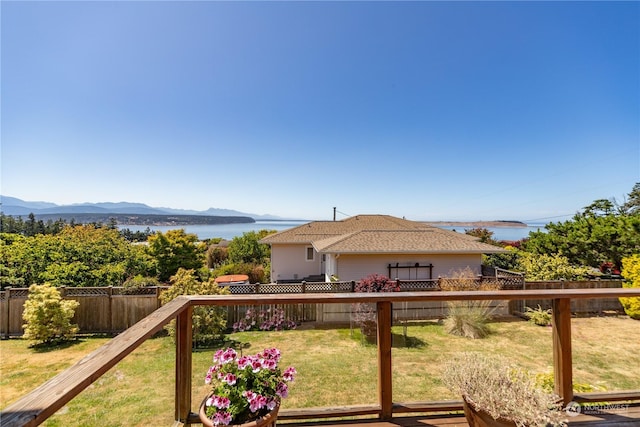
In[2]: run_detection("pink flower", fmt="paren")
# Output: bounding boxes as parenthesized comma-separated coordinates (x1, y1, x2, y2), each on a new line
(262, 359, 277, 370)
(249, 394, 267, 412)
(283, 366, 297, 382)
(266, 399, 277, 411)
(212, 395, 231, 409)
(223, 373, 237, 386)
(251, 359, 262, 373)
(220, 348, 237, 364)
(276, 382, 289, 398)
(237, 356, 251, 369)
(243, 390, 256, 401)
(213, 349, 224, 363)
(213, 411, 232, 426)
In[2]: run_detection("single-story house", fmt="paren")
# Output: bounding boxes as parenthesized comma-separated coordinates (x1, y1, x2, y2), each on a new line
(260, 214, 507, 283)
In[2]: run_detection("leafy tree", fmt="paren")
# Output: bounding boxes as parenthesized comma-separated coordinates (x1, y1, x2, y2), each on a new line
(516, 252, 591, 280)
(465, 227, 501, 246)
(206, 244, 229, 269)
(0, 225, 154, 288)
(621, 182, 640, 215)
(159, 268, 229, 347)
(523, 184, 640, 271)
(22, 283, 79, 345)
(227, 230, 274, 264)
(483, 246, 520, 271)
(147, 229, 205, 282)
(620, 255, 640, 320)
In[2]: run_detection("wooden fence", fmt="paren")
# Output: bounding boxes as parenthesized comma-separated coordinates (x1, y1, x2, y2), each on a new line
(3, 288, 640, 427)
(0, 279, 625, 337)
(514, 280, 624, 315)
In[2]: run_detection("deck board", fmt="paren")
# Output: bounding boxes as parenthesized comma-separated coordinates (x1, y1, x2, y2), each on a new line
(281, 404, 640, 427)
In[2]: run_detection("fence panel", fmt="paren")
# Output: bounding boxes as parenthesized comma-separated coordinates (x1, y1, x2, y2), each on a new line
(515, 280, 623, 315)
(1, 279, 626, 337)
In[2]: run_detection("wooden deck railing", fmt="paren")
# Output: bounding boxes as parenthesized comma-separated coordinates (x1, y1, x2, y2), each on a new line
(2, 288, 640, 426)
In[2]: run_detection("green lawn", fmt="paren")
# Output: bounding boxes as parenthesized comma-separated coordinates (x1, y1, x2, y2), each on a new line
(1, 316, 638, 426)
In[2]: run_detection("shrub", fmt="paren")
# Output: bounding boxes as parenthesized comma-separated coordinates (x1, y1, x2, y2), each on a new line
(352, 274, 399, 343)
(620, 255, 640, 320)
(535, 372, 602, 393)
(516, 252, 591, 280)
(160, 268, 230, 347)
(212, 262, 268, 284)
(443, 353, 566, 427)
(232, 307, 297, 332)
(440, 267, 500, 339)
(120, 275, 160, 295)
(525, 305, 552, 326)
(22, 283, 79, 345)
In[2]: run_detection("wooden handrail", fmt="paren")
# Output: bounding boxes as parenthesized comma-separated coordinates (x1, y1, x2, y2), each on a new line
(0, 297, 190, 427)
(187, 288, 640, 305)
(2, 288, 640, 426)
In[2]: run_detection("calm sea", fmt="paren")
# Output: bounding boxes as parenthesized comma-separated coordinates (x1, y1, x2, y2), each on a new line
(118, 220, 546, 241)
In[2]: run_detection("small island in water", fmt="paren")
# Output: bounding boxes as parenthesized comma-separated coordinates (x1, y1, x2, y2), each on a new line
(34, 213, 255, 226)
(424, 220, 528, 228)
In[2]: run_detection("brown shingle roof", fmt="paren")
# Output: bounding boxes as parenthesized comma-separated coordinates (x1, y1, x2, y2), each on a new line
(260, 215, 506, 254)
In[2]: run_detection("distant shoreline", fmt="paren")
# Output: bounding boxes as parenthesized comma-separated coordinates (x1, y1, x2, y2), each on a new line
(424, 220, 528, 228)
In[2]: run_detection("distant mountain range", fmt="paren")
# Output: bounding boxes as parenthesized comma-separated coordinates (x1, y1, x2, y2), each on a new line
(0, 195, 285, 221)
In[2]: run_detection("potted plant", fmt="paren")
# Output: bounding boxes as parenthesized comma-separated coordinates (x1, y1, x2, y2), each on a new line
(199, 347, 296, 427)
(442, 352, 567, 427)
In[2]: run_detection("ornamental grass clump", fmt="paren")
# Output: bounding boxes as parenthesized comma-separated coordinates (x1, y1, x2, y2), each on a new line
(440, 267, 500, 339)
(202, 348, 296, 426)
(442, 352, 567, 427)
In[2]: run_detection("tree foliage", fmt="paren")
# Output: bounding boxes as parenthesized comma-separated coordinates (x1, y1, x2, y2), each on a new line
(227, 230, 275, 264)
(22, 283, 79, 345)
(465, 227, 501, 246)
(523, 183, 640, 271)
(0, 225, 154, 289)
(515, 252, 591, 281)
(620, 255, 640, 320)
(159, 268, 229, 346)
(147, 229, 205, 282)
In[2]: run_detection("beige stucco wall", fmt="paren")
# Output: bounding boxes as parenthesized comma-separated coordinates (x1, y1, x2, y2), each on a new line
(270, 244, 321, 282)
(334, 253, 483, 282)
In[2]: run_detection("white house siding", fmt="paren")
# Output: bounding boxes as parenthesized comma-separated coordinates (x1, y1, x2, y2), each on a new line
(335, 253, 483, 282)
(270, 244, 321, 282)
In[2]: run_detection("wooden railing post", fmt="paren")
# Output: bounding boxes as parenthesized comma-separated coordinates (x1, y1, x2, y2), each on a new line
(175, 305, 193, 425)
(552, 298, 573, 405)
(377, 301, 392, 420)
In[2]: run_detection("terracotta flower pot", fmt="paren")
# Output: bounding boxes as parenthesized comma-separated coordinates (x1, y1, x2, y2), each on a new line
(199, 396, 280, 427)
(462, 395, 517, 427)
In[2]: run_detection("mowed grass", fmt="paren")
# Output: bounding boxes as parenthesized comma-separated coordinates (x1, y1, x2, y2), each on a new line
(1, 316, 639, 426)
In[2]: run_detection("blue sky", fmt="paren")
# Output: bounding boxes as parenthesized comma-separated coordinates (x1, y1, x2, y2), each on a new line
(2, 1, 638, 222)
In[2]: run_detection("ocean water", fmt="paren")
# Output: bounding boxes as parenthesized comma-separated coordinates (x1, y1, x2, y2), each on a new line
(119, 220, 546, 241)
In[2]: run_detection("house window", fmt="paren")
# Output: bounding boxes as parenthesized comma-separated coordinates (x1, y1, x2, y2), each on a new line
(306, 247, 314, 261)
